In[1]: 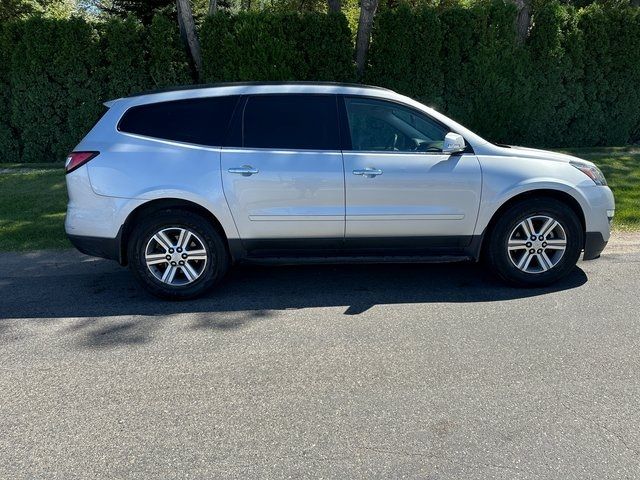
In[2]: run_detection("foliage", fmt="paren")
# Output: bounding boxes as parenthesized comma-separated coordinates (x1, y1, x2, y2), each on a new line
(147, 14, 192, 87)
(367, 5, 444, 106)
(0, 0, 39, 21)
(1, 4, 640, 164)
(102, 0, 174, 24)
(0, 23, 20, 163)
(200, 11, 354, 82)
(367, 0, 640, 147)
(7, 17, 102, 163)
(0, 14, 191, 163)
(571, 5, 640, 145)
(97, 16, 150, 99)
(0, 0, 79, 21)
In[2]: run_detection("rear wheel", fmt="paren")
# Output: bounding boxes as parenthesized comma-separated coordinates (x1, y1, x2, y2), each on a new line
(486, 198, 583, 287)
(128, 210, 229, 299)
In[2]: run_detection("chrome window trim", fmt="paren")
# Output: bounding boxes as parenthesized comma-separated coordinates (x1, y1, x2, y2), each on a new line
(116, 131, 225, 151)
(221, 146, 343, 155)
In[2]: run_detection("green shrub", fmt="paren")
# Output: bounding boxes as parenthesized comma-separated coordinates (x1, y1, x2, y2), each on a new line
(369, 1, 531, 144)
(368, 0, 640, 147)
(1, 14, 191, 163)
(200, 11, 354, 82)
(524, 2, 584, 147)
(1, 5, 640, 164)
(0, 22, 20, 163)
(572, 4, 640, 146)
(97, 17, 151, 100)
(8, 17, 102, 163)
(445, 1, 529, 143)
(147, 13, 192, 88)
(367, 5, 444, 107)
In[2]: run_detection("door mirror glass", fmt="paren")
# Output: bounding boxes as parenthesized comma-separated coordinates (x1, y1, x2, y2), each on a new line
(442, 132, 466, 154)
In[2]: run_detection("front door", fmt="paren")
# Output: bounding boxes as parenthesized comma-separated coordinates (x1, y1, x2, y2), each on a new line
(341, 96, 482, 250)
(221, 94, 345, 253)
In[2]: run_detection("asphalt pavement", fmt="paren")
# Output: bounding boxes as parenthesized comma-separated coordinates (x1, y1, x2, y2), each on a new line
(1, 234, 639, 479)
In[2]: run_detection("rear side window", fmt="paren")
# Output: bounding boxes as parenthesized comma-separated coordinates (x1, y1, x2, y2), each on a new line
(242, 94, 339, 150)
(118, 96, 239, 146)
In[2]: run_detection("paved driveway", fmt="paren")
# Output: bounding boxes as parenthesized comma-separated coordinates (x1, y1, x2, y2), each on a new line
(1, 235, 639, 479)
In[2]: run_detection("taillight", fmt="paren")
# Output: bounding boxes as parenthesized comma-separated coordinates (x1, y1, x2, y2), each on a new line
(65, 151, 99, 174)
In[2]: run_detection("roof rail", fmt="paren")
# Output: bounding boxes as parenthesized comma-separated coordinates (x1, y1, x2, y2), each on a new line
(124, 81, 393, 99)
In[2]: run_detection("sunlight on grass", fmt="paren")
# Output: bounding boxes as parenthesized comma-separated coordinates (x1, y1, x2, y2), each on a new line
(0, 168, 69, 251)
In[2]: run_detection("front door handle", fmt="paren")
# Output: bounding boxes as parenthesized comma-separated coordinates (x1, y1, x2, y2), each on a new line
(353, 168, 383, 178)
(228, 165, 259, 176)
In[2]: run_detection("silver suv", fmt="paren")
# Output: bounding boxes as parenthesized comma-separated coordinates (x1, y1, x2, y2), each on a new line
(65, 82, 614, 299)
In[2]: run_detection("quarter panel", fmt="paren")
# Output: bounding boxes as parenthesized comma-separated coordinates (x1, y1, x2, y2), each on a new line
(65, 166, 146, 238)
(82, 135, 240, 240)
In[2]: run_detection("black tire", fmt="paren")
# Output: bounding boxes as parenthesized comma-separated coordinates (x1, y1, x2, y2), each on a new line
(127, 209, 229, 300)
(485, 198, 583, 287)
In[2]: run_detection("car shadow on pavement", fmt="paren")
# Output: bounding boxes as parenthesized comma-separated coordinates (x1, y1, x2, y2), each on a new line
(2, 258, 588, 322)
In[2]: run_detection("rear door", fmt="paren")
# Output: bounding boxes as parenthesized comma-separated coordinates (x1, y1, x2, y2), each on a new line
(221, 94, 345, 252)
(340, 96, 482, 250)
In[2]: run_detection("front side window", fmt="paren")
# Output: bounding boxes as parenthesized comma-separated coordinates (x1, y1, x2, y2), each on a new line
(344, 97, 449, 152)
(242, 94, 339, 150)
(118, 95, 239, 146)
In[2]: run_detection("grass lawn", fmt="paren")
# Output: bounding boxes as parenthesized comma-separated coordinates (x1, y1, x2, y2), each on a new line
(0, 165, 68, 251)
(0, 147, 638, 251)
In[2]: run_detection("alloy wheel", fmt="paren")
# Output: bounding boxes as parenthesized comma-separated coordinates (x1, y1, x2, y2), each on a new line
(507, 215, 567, 274)
(144, 227, 208, 285)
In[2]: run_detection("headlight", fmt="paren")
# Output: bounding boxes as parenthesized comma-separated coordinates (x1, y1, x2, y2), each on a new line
(570, 161, 607, 186)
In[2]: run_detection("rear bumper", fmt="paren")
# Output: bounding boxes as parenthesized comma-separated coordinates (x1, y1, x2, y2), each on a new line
(583, 231, 608, 260)
(67, 233, 121, 263)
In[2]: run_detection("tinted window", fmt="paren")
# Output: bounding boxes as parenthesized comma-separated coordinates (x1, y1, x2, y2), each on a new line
(118, 96, 239, 146)
(243, 95, 339, 150)
(344, 97, 448, 152)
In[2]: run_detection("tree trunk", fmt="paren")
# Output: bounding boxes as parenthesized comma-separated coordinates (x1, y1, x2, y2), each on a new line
(514, 0, 531, 44)
(355, 0, 379, 79)
(209, 0, 218, 14)
(176, 0, 202, 75)
(327, 0, 341, 13)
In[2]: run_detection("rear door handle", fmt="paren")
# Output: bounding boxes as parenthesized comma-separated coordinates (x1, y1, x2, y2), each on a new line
(228, 165, 259, 176)
(353, 168, 383, 177)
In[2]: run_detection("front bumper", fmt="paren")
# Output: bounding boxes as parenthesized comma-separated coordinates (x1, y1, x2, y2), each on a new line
(583, 231, 608, 260)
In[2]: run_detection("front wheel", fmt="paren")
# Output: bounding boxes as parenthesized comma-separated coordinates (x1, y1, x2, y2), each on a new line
(485, 199, 584, 287)
(128, 210, 229, 300)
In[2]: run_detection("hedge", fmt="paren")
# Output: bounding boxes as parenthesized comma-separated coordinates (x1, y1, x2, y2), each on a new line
(0, 14, 191, 163)
(1, 4, 640, 163)
(367, 1, 640, 148)
(200, 11, 354, 82)
(0, 23, 19, 163)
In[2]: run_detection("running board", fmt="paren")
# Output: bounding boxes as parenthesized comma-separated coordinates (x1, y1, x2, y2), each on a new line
(241, 255, 473, 266)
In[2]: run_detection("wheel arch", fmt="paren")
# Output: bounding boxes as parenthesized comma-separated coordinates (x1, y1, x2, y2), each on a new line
(119, 198, 238, 265)
(478, 189, 586, 258)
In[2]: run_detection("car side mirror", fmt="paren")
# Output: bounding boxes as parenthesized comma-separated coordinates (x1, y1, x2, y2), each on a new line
(442, 132, 466, 154)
